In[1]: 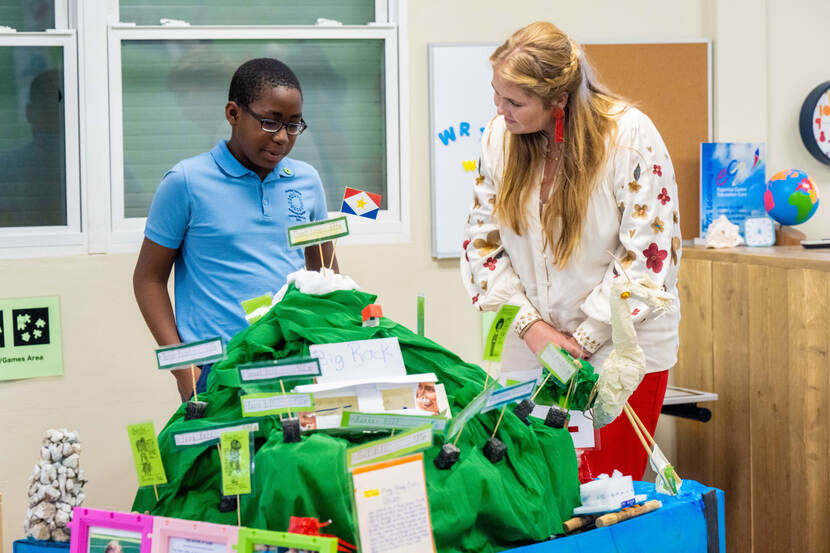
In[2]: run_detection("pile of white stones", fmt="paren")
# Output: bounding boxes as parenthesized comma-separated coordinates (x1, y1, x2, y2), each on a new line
(24, 429, 87, 541)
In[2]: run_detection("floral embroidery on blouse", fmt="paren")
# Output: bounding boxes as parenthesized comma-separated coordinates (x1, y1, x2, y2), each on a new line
(653, 164, 662, 176)
(650, 217, 664, 234)
(633, 204, 649, 219)
(658, 187, 671, 205)
(643, 243, 668, 273)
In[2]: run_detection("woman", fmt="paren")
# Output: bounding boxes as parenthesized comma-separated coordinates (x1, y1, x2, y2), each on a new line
(461, 22, 681, 481)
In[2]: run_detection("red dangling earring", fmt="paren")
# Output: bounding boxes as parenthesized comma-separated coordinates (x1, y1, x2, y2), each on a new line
(553, 107, 565, 143)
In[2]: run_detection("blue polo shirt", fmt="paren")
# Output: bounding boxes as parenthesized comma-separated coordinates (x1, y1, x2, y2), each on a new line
(144, 140, 328, 345)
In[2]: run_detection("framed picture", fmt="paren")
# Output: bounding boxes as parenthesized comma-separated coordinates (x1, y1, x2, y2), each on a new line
(237, 528, 337, 553)
(150, 517, 238, 553)
(69, 508, 153, 553)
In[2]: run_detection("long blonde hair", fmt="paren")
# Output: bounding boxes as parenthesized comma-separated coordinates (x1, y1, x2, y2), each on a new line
(490, 22, 622, 268)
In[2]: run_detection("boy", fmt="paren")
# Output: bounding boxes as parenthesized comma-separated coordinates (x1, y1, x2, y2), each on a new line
(133, 58, 337, 401)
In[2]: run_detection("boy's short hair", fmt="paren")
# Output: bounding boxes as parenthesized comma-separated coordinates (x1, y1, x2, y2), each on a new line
(228, 58, 302, 106)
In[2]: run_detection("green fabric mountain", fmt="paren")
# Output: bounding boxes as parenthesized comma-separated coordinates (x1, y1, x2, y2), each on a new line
(133, 284, 582, 552)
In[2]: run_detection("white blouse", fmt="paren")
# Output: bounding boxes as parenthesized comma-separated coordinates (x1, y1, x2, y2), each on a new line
(460, 108, 681, 374)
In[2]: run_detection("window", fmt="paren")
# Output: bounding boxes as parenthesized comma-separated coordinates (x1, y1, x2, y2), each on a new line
(0, 0, 407, 257)
(0, 2, 81, 253)
(108, 0, 407, 249)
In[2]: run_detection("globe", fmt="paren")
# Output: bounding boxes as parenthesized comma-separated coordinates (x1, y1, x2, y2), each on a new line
(764, 169, 819, 226)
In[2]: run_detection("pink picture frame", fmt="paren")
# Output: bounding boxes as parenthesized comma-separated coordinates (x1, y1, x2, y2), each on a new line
(69, 508, 153, 553)
(150, 517, 238, 553)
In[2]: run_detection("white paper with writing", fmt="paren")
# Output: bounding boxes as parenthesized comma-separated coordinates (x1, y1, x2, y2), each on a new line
(310, 337, 406, 383)
(352, 455, 436, 553)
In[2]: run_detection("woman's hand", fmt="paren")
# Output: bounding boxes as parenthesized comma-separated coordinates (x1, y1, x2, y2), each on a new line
(523, 319, 591, 360)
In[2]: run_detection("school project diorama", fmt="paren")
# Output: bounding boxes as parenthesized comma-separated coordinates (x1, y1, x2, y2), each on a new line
(13, 185, 707, 553)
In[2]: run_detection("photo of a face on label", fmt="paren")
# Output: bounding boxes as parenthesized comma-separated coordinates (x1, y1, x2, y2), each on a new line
(415, 382, 438, 413)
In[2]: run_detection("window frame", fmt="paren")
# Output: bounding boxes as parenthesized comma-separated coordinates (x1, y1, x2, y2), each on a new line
(106, 3, 409, 252)
(0, 29, 84, 255)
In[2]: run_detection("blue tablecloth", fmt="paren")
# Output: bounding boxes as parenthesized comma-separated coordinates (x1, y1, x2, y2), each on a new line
(505, 480, 725, 553)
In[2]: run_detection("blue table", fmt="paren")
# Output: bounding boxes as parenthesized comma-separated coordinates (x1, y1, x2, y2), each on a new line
(506, 480, 725, 553)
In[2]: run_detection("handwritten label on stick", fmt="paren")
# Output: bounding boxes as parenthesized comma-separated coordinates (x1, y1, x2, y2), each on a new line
(444, 383, 495, 441)
(482, 304, 520, 362)
(126, 422, 167, 487)
(287, 216, 350, 247)
(156, 337, 225, 370)
(172, 422, 260, 448)
(538, 344, 579, 385)
(238, 357, 321, 382)
(346, 425, 433, 469)
(481, 379, 536, 413)
(341, 411, 449, 432)
(310, 337, 406, 383)
(240, 393, 314, 417)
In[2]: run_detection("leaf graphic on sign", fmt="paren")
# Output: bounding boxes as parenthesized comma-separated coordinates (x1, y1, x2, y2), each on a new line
(22, 332, 31, 342)
(33, 329, 42, 339)
(17, 314, 31, 331)
(35, 319, 46, 328)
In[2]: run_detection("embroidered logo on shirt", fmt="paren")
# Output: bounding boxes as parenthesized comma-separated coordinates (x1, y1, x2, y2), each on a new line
(285, 189, 307, 222)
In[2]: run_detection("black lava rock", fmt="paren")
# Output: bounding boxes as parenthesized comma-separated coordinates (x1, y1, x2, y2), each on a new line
(433, 443, 460, 470)
(281, 417, 301, 443)
(544, 405, 570, 429)
(184, 400, 208, 420)
(218, 494, 237, 512)
(513, 399, 535, 425)
(483, 437, 507, 463)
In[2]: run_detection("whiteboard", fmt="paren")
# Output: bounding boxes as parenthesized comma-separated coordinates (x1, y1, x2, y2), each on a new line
(428, 43, 499, 258)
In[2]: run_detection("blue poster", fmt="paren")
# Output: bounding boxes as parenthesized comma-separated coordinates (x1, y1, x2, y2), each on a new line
(699, 143, 766, 237)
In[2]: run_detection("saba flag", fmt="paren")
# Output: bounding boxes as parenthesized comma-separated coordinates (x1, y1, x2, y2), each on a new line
(341, 187, 381, 219)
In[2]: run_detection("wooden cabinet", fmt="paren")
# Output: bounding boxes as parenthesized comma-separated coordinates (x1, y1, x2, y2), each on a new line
(675, 246, 830, 553)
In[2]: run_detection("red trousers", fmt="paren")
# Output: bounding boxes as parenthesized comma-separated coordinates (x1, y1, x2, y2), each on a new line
(577, 369, 669, 482)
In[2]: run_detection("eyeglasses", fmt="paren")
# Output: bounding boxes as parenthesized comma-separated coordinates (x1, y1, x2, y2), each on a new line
(241, 104, 307, 136)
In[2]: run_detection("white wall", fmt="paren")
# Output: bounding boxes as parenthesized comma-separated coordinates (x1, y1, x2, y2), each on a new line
(5, 0, 828, 550)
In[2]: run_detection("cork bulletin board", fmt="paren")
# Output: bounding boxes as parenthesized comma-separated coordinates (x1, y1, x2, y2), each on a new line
(429, 40, 711, 257)
(583, 41, 711, 240)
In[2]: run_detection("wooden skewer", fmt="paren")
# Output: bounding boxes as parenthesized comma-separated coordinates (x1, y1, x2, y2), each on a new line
(327, 240, 338, 270)
(531, 373, 551, 402)
(624, 403, 656, 447)
(622, 403, 652, 458)
(483, 362, 491, 390)
(190, 365, 198, 402)
(153, 484, 159, 501)
(317, 243, 324, 271)
(452, 424, 466, 447)
(237, 495, 241, 526)
(490, 406, 507, 439)
(280, 380, 291, 418)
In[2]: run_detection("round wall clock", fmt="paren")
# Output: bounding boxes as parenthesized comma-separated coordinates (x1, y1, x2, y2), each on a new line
(800, 81, 830, 165)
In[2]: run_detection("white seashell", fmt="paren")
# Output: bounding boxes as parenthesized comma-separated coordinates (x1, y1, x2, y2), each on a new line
(51, 527, 71, 542)
(41, 446, 50, 461)
(62, 442, 73, 456)
(48, 429, 65, 443)
(49, 444, 62, 462)
(705, 215, 744, 248)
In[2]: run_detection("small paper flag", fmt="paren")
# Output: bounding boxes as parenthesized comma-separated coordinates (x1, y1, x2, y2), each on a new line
(219, 430, 252, 496)
(127, 422, 167, 487)
(341, 187, 381, 219)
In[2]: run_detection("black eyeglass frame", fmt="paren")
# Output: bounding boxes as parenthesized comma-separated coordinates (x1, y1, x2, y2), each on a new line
(241, 104, 307, 136)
